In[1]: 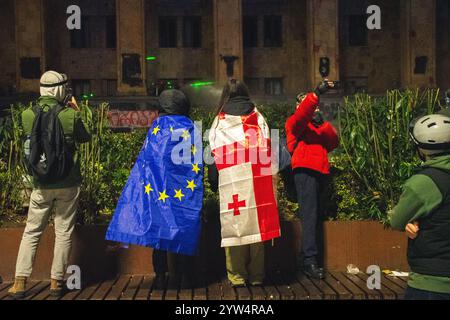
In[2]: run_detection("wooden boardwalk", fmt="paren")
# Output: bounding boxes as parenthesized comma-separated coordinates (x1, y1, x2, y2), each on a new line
(0, 272, 408, 300)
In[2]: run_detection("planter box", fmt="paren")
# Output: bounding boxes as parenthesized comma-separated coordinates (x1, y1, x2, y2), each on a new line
(0, 220, 408, 281)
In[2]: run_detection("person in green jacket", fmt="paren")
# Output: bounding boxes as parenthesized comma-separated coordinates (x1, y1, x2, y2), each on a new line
(8, 71, 92, 299)
(390, 113, 450, 300)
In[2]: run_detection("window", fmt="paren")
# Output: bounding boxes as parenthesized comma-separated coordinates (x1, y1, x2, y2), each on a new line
(183, 16, 202, 48)
(20, 57, 41, 79)
(348, 15, 368, 46)
(70, 17, 91, 48)
(264, 16, 282, 47)
(72, 80, 91, 98)
(105, 16, 116, 48)
(244, 16, 258, 48)
(264, 78, 283, 95)
(159, 17, 177, 48)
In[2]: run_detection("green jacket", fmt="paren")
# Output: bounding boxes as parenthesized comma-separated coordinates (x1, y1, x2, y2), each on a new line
(389, 155, 450, 294)
(22, 96, 92, 189)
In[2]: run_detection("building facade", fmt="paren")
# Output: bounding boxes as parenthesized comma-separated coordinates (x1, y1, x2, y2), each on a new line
(0, 0, 445, 99)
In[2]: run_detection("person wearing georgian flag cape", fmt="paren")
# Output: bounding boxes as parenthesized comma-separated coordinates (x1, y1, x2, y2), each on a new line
(208, 79, 281, 287)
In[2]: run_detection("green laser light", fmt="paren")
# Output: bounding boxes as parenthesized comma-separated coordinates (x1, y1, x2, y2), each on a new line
(146, 56, 157, 61)
(190, 81, 214, 88)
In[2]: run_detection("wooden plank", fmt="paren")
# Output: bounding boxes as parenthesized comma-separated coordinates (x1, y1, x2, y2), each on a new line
(90, 278, 117, 300)
(342, 273, 382, 300)
(385, 275, 408, 290)
(165, 287, 179, 300)
(121, 275, 143, 300)
(32, 282, 51, 300)
(280, 274, 308, 300)
(220, 278, 237, 301)
(59, 288, 82, 301)
(329, 272, 366, 300)
(262, 281, 280, 301)
(149, 275, 165, 300)
(269, 274, 295, 300)
(295, 273, 323, 300)
(105, 275, 131, 300)
(235, 286, 251, 300)
(322, 272, 353, 300)
(178, 288, 193, 300)
(249, 285, 266, 300)
(206, 278, 221, 300)
(381, 275, 405, 299)
(356, 273, 396, 300)
(0, 283, 12, 292)
(303, 273, 337, 300)
(76, 282, 102, 300)
(135, 276, 153, 301)
(24, 281, 49, 300)
(193, 278, 207, 301)
(0, 283, 13, 300)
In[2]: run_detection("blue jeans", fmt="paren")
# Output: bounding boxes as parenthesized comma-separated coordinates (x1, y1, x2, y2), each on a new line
(405, 286, 450, 300)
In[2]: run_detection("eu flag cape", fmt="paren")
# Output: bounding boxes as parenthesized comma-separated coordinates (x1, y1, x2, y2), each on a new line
(106, 115, 204, 256)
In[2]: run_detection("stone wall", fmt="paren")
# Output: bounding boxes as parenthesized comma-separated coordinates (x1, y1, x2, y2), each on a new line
(340, 0, 402, 94)
(0, 0, 16, 95)
(243, 0, 309, 96)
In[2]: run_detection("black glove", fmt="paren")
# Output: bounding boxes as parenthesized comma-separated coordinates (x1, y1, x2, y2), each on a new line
(312, 111, 325, 127)
(314, 80, 330, 96)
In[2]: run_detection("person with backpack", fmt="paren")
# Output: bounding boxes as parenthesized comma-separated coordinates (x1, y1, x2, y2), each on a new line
(8, 71, 92, 299)
(390, 113, 450, 300)
(208, 79, 280, 287)
(285, 81, 339, 279)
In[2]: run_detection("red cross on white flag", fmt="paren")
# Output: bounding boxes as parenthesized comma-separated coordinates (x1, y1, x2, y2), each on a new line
(209, 110, 281, 247)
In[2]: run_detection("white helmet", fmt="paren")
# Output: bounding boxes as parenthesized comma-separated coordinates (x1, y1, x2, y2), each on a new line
(410, 114, 450, 157)
(40, 71, 68, 102)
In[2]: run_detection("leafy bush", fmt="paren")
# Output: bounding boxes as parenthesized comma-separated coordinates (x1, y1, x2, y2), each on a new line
(337, 89, 442, 223)
(0, 89, 445, 226)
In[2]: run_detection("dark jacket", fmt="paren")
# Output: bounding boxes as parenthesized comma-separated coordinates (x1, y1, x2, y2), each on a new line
(285, 93, 339, 174)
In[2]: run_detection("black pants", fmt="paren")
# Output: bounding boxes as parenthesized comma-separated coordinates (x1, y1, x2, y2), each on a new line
(152, 249, 196, 280)
(405, 286, 450, 300)
(294, 168, 325, 266)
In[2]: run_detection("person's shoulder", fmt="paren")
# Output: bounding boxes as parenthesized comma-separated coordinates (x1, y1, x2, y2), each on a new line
(404, 172, 440, 194)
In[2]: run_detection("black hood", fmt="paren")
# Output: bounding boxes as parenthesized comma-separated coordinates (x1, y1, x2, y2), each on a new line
(222, 96, 255, 116)
(158, 89, 191, 116)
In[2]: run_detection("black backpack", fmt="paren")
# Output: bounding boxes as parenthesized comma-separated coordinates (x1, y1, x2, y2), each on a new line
(26, 103, 74, 184)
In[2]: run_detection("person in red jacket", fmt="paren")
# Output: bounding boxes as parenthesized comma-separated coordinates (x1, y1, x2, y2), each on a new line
(285, 81, 339, 279)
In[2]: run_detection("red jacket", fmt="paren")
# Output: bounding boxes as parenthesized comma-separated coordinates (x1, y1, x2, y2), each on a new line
(285, 93, 339, 174)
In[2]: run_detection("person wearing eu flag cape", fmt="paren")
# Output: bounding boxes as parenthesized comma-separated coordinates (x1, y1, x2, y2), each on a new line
(106, 90, 203, 290)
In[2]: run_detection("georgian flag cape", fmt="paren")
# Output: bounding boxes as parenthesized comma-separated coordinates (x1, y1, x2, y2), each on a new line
(209, 109, 281, 247)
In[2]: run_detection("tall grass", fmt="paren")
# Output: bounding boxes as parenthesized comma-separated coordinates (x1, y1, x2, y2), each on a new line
(338, 89, 442, 222)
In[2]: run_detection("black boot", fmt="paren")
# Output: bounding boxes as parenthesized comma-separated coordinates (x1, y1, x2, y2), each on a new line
(303, 264, 325, 280)
(153, 273, 167, 290)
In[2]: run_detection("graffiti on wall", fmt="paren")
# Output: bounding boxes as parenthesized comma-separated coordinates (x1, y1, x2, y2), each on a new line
(108, 110, 158, 128)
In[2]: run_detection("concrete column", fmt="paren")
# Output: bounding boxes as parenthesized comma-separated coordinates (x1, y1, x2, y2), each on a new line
(213, 0, 244, 86)
(116, 0, 147, 95)
(15, 0, 45, 93)
(307, 0, 340, 88)
(401, 0, 436, 88)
